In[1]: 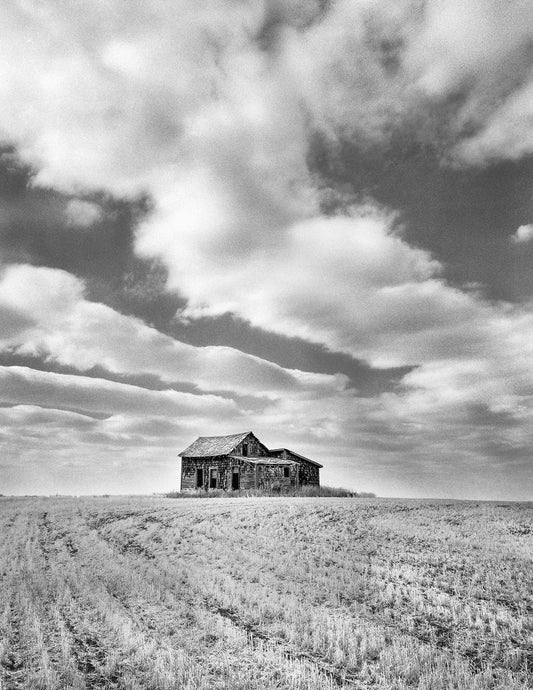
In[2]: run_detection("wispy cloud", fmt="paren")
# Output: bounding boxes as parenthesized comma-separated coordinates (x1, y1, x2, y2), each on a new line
(0, 366, 237, 418)
(64, 199, 102, 227)
(511, 224, 533, 244)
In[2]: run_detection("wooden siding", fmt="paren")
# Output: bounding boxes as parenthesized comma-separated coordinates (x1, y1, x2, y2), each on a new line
(180, 432, 320, 491)
(270, 449, 320, 486)
(233, 432, 269, 458)
(181, 456, 257, 491)
(181, 456, 299, 492)
(255, 463, 299, 491)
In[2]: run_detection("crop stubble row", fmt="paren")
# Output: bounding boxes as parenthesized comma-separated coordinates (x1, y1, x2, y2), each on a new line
(0, 496, 531, 689)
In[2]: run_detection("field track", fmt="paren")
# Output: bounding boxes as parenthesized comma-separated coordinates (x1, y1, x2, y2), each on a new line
(0, 496, 531, 689)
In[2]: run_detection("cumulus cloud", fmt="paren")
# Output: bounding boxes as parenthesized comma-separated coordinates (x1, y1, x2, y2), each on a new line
(122, 0, 533, 375)
(286, 0, 533, 163)
(0, 304, 36, 339)
(1, 2, 533, 357)
(511, 224, 533, 244)
(0, 263, 345, 398)
(2, 2, 533, 191)
(139, 198, 533, 375)
(0, 0, 316, 199)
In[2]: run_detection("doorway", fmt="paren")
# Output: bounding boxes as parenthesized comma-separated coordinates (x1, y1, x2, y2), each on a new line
(209, 467, 218, 489)
(231, 467, 240, 490)
(196, 467, 204, 489)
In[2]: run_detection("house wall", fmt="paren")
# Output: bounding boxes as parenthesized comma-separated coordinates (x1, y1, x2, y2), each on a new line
(233, 432, 269, 457)
(297, 460, 320, 486)
(181, 456, 299, 491)
(256, 463, 298, 491)
(270, 450, 320, 486)
(181, 456, 256, 491)
(234, 458, 257, 490)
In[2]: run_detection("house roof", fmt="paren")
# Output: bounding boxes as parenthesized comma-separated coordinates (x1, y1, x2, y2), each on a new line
(179, 431, 252, 457)
(229, 456, 298, 466)
(178, 431, 323, 469)
(268, 448, 323, 468)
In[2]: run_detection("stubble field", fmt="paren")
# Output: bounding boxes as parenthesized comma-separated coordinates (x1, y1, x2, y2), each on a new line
(0, 495, 531, 690)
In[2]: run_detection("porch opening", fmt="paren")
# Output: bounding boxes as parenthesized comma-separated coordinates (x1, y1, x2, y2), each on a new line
(231, 466, 240, 490)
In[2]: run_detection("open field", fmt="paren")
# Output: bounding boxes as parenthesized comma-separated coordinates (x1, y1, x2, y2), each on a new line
(0, 496, 531, 689)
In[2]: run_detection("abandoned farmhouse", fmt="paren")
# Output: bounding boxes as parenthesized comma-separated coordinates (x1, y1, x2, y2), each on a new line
(179, 431, 322, 492)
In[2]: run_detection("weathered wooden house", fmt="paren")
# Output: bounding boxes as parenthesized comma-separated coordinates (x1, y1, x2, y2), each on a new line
(179, 431, 322, 492)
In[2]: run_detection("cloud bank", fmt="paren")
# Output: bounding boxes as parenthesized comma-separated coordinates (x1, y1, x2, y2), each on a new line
(0, 263, 344, 398)
(1, 1, 533, 498)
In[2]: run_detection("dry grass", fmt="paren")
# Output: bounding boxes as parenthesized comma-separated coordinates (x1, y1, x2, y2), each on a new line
(0, 496, 531, 689)
(164, 485, 374, 498)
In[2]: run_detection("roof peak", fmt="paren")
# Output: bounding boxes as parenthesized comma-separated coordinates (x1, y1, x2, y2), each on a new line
(197, 431, 252, 440)
(178, 431, 253, 457)
(268, 447, 323, 467)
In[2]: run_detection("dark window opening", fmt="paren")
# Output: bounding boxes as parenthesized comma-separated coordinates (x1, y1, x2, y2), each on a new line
(209, 468, 218, 489)
(231, 467, 240, 490)
(242, 443, 248, 457)
(283, 466, 290, 478)
(196, 468, 204, 489)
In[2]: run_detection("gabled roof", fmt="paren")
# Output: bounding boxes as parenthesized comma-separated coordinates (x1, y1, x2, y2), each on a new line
(179, 431, 251, 457)
(268, 448, 323, 468)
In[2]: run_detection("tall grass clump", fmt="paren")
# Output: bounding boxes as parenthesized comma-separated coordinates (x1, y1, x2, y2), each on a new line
(164, 485, 375, 498)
